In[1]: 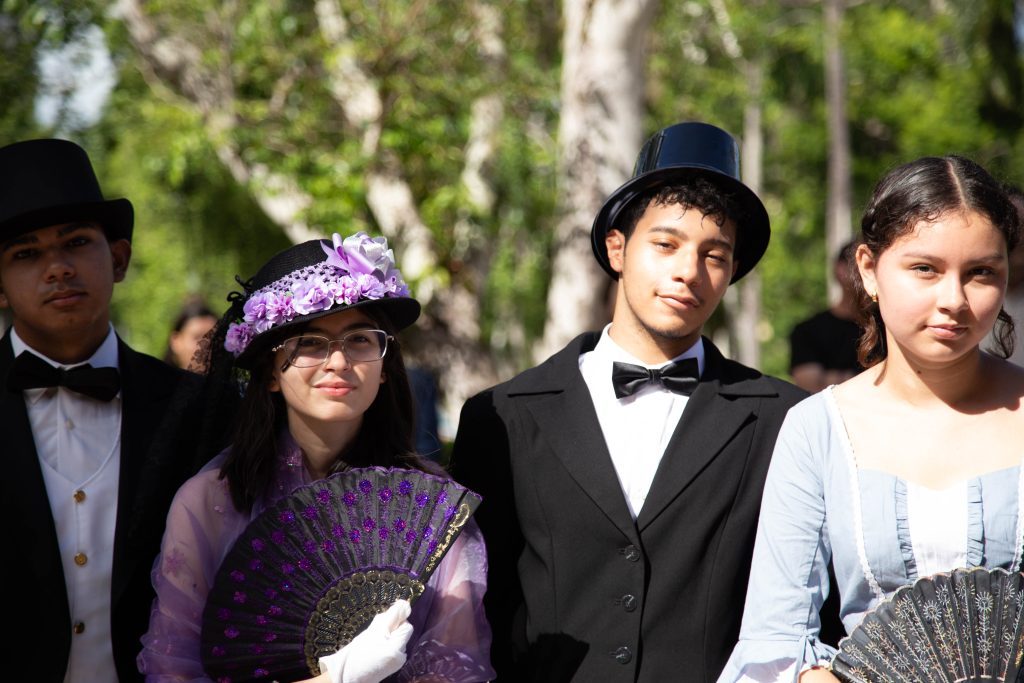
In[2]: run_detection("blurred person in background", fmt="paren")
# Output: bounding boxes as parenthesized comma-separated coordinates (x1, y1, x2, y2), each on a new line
(163, 296, 218, 372)
(788, 239, 863, 392)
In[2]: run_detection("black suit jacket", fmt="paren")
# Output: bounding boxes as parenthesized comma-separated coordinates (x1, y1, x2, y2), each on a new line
(450, 333, 807, 683)
(0, 330, 206, 681)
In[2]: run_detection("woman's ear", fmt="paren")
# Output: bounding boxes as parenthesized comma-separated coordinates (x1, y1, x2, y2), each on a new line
(856, 243, 878, 299)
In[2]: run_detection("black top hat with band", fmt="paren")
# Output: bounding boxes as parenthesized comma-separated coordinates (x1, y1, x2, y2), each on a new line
(0, 138, 134, 244)
(590, 121, 770, 283)
(225, 232, 421, 369)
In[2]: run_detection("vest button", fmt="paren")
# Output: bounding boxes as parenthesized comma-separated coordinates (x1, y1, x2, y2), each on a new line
(621, 594, 637, 612)
(73, 490, 86, 503)
(621, 544, 641, 562)
(613, 646, 632, 664)
(74, 552, 88, 566)
(73, 621, 85, 634)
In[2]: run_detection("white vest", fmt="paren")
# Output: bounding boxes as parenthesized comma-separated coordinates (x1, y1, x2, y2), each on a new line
(40, 434, 121, 683)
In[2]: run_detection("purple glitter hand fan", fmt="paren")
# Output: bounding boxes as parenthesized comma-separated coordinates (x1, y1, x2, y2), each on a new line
(200, 467, 481, 683)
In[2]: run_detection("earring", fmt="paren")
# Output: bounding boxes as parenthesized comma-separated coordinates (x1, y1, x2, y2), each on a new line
(870, 292, 878, 304)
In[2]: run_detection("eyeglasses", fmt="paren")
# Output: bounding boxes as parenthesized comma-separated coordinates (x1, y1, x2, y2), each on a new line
(271, 330, 393, 368)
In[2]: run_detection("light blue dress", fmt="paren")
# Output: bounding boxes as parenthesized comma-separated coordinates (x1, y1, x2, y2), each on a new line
(717, 388, 1024, 682)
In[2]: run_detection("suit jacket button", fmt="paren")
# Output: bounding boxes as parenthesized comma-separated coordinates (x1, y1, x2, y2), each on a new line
(621, 544, 641, 562)
(621, 594, 637, 612)
(73, 621, 85, 635)
(613, 646, 632, 664)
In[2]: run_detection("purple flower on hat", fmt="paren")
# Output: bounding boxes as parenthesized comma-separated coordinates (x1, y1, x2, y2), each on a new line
(415, 492, 429, 508)
(330, 275, 362, 305)
(270, 530, 285, 544)
(217, 607, 231, 621)
(398, 480, 413, 496)
(316, 488, 332, 505)
(349, 528, 361, 543)
(331, 524, 345, 538)
(302, 539, 317, 554)
(255, 615, 267, 626)
(394, 518, 406, 532)
(379, 527, 389, 541)
(251, 538, 266, 552)
(302, 505, 318, 521)
(355, 272, 387, 300)
(321, 539, 335, 553)
(424, 526, 433, 538)
(359, 479, 373, 494)
(211, 645, 226, 657)
(243, 295, 268, 327)
(279, 510, 296, 525)
(298, 558, 312, 571)
(437, 490, 448, 505)
(230, 570, 245, 582)
(249, 558, 262, 572)
(267, 605, 283, 616)
(225, 626, 240, 639)
(224, 322, 255, 355)
(379, 487, 393, 503)
(233, 591, 247, 604)
(291, 276, 333, 315)
(343, 491, 358, 507)
(363, 517, 376, 532)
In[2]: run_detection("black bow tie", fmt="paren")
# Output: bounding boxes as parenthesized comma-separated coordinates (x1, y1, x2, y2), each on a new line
(611, 358, 699, 399)
(7, 351, 121, 401)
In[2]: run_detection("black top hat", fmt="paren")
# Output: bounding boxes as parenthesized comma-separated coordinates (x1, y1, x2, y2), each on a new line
(590, 121, 770, 283)
(229, 234, 421, 369)
(0, 138, 134, 244)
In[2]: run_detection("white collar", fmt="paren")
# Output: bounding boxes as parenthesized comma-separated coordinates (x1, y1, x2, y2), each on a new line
(591, 323, 705, 377)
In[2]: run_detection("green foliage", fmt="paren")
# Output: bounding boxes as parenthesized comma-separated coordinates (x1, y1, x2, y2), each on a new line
(6, 0, 1022, 380)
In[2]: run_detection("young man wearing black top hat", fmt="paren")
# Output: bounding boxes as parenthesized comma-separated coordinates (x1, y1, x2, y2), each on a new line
(0, 139, 204, 681)
(450, 122, 807, 682)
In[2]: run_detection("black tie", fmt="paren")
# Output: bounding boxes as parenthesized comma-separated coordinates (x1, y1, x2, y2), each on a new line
(7, 351, 121, 402)
(611, 358, 699, 399)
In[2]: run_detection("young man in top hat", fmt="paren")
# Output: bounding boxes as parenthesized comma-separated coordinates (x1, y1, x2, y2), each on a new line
(450, 121, 807, 682)
(0, 139, 205, 681)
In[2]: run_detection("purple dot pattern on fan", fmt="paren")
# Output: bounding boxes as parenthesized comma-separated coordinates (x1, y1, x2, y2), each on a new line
(200, 466, 482, 683)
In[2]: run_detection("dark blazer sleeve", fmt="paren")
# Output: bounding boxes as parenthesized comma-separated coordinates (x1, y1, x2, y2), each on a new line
(449, 389, 524, 679)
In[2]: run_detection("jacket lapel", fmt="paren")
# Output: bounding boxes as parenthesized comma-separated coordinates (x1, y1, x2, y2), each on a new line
(636, 338, 776, 531)
(512, 333, 638, 541)
(111, 340, 178, 604)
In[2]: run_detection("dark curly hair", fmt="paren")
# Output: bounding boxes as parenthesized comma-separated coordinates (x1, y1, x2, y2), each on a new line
(856, 155, 1022, 367)
(615, 176, 750, 242)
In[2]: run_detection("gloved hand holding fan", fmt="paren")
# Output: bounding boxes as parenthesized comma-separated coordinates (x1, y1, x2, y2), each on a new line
(199, 467, 482, 683)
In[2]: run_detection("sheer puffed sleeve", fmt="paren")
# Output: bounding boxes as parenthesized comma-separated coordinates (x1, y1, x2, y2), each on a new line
(137, 466, 250, 682)
(397, 519, 495, 683)
(717, 400, 838, 683)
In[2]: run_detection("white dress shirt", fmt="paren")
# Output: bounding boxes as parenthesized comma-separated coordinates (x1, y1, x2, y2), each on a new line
(12, 326, 121, 683)
(579, 325, 705, 519)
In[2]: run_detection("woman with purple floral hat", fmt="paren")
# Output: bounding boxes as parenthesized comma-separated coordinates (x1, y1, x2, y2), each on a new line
(137, 233, 494, 683)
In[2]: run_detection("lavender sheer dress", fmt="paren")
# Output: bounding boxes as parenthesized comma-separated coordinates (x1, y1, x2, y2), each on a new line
(137, 434, 494, 683)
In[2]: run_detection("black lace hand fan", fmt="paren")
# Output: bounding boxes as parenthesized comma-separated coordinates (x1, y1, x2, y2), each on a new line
(832, 567, 1024, 683)
(200, 467, 482, 683)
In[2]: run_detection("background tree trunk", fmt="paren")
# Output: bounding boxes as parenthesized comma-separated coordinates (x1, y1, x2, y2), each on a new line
(534, 0, 659, 362)
(824, 0, 852, 302)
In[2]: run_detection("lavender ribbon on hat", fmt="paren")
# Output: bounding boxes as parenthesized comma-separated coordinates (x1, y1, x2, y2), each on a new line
(224, 232, 410, 356)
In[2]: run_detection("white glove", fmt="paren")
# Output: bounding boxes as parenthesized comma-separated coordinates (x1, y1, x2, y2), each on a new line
(319, 599, 414, 683)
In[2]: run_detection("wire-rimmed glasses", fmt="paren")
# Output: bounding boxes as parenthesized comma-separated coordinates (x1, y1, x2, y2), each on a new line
(271, 329, 393, 368)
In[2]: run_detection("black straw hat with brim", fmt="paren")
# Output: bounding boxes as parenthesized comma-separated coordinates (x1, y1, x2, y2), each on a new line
(0, 138, 133, 244)
(590, 121, 770, 283)
(228, 235, 421, 370)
